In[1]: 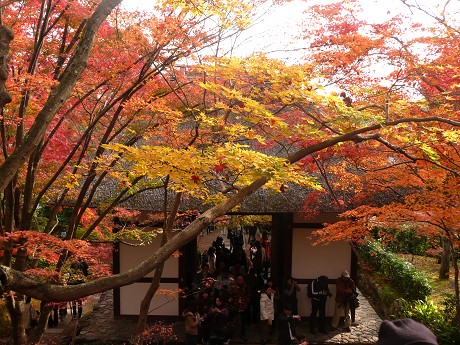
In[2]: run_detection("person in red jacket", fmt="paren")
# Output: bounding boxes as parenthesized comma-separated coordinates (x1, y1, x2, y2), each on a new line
(331, 270, 355, 332)
(230, 273, 251, 341)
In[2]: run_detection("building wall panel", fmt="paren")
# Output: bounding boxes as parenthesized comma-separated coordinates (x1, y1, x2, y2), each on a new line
(119, 282, 179, 316)
(291, 227, 351, 317)
(119, 237, 179, 278)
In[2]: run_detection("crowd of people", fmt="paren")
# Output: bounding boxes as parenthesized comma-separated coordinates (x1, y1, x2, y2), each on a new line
(185, 227, 272, 345)
(183, 231, 361, 345)
(184, 230, 439, 345)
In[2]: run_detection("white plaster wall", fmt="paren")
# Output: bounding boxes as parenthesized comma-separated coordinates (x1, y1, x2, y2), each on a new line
(119, 282, 179, 316)
(291, 228, 351, 317)
(119, 237, 179, 278)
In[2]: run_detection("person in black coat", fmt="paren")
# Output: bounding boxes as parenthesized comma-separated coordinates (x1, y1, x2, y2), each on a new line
(282, 277, 301, 315)
(308, 275, 332, 334)
(205, 296, 233, 345)
(277, 303, 301, 345)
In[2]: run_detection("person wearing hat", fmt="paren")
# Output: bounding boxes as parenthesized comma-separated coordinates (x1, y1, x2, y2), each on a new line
(331, 270, 355, 332)
(277, 303, 301, 345)
(376, 318, 438, 345)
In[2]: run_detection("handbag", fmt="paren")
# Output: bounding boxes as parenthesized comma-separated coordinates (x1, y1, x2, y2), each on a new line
(349, 292, 360, 309)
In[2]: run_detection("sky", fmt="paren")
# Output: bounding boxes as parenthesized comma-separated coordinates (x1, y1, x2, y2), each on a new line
(120, 0, 456, 61)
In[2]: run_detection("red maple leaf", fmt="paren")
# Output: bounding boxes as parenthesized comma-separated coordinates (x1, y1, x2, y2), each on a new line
(214, 163, 226, 173)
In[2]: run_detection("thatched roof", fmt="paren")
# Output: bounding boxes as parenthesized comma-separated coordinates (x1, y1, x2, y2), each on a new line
(95, 182, 313, 214)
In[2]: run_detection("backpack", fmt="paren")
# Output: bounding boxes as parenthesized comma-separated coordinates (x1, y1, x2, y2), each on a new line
(307, 279, 316, 298)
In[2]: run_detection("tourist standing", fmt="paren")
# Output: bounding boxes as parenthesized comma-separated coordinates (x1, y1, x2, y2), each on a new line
(230, 273, 251, 341)
(25, 297, 39, 336)
(260, 231, 271, 278)
(183, 300, 201, 345)
(283, 276, 301, 315)
(208, 246, 217, 276)
(259, 284, 275, 345)
(247, 268, 264, 324)
(205, 296, 233, 345)
(331, 270, 355, 332)
(266, 276, 280, 336)
(308, 275, 332, 334)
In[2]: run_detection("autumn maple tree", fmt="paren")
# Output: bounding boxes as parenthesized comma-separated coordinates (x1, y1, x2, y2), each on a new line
(296, 0, 460, 326)
(0, 0, 276, 343)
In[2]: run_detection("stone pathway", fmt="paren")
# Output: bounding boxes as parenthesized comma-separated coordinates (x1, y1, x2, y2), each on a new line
(312, 293, 380, 345)
(46, 288, 379, 344)
(75, 291, 136, 343)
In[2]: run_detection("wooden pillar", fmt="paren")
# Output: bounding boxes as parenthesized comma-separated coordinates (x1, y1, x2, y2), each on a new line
(179, 237, 197, 312)
(270, 213, 293, 291)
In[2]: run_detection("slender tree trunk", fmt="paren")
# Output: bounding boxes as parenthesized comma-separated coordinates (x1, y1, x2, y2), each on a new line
(135, 265, 166, 341)
(27, 302, 53, 345)
(451, 246, 460, 328)
(5, 295, 27, 345)
(136, 189, 182, 336)
(439, 237, 451, 279)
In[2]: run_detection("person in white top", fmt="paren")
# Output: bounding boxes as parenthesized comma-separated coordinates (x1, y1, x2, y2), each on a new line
(259, 284, 275, 345)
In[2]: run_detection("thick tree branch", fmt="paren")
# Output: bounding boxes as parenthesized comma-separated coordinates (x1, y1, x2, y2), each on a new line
(0, 127, 387, 300)
(2, 116, 460, 300)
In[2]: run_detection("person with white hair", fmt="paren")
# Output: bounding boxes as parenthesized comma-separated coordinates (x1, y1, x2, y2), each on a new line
(331, 270, 355, 332)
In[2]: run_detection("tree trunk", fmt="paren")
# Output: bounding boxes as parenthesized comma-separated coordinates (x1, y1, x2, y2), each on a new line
(136, 190, 181, 336)
(135, 265, 166, 342)
(0, 26, 14, 108)
(5, 295, 27, 345)
(439, 237, 451, 279)
(451, 245, 460, 328)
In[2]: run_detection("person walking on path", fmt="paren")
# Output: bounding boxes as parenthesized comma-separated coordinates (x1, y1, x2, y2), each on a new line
(308, 275, 332, 334)
(25, 297, 39, 336)
(331, 270, 355, 332)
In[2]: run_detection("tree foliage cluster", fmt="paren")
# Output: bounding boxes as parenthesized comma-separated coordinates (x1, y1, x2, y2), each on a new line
(301, 0, 460, 326)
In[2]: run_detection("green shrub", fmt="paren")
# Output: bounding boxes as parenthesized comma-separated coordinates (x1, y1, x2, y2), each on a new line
(394, 298, 460, 345)
(359, 241, 432, 301)
(384, 227, 432, 256)
(379, 284, 399, 308)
